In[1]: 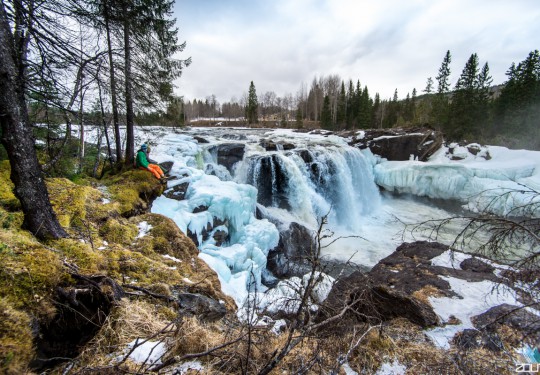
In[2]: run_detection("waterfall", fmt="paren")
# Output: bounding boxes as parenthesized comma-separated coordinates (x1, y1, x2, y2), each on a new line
(235, 145, 381, 231)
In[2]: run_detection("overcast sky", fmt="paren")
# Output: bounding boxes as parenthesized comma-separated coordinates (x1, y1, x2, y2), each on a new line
(172, 0, 540, 103)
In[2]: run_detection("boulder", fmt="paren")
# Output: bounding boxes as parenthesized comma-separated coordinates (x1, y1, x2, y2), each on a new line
(193, 136, 209, 143)
(349, 127, 443, 161)
(159, 161, 174, 174)
(323, 241, 518, 330)
(472, 304, 540, 345)
(323, 271, 439, 328)
(260, 139, 295, 151)
(266, 222, 316, 278)
(164, 182, 189, 200)
(208, 143, 245, 172)
(177, 293, 227, 322)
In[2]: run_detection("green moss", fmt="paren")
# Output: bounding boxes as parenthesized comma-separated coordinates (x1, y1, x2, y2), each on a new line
(99, 218, 138, 246)
(0, 161, 20, 211)
(47, 178, 91, 228)
(105, 170, 163, 216)
(0, 237, 63, 312)
(53, 238, 105, 274)
(0, 298, 33, 375)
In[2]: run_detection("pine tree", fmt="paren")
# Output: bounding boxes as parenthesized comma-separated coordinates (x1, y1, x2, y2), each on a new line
(320, 95, 333, 130)
(433, 50, 452, 131)
(436, 50, 452, 94)
(449, 53, 480, 140)
(246, 81, 258, 124)
(494, 50, 540, 148)
(336, 81, 347, 129)
(424, 77, 434, 94)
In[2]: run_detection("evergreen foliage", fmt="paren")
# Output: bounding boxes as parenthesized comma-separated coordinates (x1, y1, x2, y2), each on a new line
(246, 81, 259, 124)
(320, 95, 333, 129)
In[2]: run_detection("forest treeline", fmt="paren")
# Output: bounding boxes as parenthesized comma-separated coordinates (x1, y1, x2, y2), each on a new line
(186, 50, 540, 150)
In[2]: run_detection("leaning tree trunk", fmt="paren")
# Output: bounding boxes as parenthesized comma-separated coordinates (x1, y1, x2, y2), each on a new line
(0, 5, 67, 240)
(123, 12, 135, 167)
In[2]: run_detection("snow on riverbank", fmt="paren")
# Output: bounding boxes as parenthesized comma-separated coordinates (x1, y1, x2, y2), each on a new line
(374, 144, 540, 217)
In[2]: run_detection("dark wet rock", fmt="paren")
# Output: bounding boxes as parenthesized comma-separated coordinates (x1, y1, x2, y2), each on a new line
(324, 271, 440, 328)
(266, 222, 315, 278)
(467, 144, 481, 155)
(248, 154, 290, 209)
(368, 241, 455, 297)
(348, 127, 443, 161)
(192, 205, 209, 213)
(193, 136, 209, 143)
(208, 143, 245, 172)
(295, 149, 314, 163)
(472, 304, 540, 345)
(260, 139, 295, 151)
(32, 275, 124, 370)
(321, 241, 523, 330)
(460, 258, 495, 274)
(159, 161, 174, 174)
(186, 215, 229, 247)
(177, 293, 226, 322)
(164, 182, 190, 200)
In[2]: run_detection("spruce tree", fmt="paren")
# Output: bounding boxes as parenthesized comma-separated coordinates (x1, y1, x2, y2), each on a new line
(336, 81, 347, 128)
(449, 53, 480, 140)
(246, 81, 258, 124)
(434, 50, 452, 131)
(320, 95, 333, 129)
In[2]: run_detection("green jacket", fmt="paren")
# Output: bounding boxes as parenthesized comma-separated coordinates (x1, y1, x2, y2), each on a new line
(136, 149, 149, 168)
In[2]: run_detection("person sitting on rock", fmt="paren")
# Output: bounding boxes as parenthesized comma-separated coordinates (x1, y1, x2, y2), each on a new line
(136, 144, 166, 181)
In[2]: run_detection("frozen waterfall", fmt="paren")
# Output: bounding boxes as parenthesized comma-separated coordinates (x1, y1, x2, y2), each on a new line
(234, 146, 381, 230)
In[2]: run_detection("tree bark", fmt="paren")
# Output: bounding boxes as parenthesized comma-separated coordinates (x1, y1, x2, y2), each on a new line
(123, 10, 135, 167)
(104, 2, 122, 165)
(0, 4, 67, 240)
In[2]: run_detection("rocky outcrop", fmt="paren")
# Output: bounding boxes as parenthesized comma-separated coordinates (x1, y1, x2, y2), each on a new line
(259, 139, 295, 151)
(322, 241, 533, 332)
(266, 222, 316, 278)
(325, 271, 440, 328)
(471, 304, 540, 347)
(349, 127, 443, 161)
(177, 292, 227, 322)
(208, 143, 246, 172)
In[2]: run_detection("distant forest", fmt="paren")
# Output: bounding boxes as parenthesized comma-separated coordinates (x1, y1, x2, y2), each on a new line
(179, 50, 540, 150)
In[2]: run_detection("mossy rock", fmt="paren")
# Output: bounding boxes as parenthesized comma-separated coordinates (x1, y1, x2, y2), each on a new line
(99, 217, 138, 246)
(0, 161, 20, 211)
(0, 298, 33, 375)
(0, 231, 63, 314)
(53, 238, 105, 274)
(47, 178, 95, 228)
(105, 170, 163, 217)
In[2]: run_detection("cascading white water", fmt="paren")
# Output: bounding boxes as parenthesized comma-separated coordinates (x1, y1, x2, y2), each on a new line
(234, 145, 381, 232)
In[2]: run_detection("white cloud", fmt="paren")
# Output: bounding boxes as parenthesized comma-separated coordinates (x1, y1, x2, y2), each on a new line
(173, 0, 540, 103)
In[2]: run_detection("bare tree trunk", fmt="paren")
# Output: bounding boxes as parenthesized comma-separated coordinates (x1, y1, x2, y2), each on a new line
(97, 72, 114, 171)
(0, 4, 67, 240)
(104, 2, 122, 165)
(123, 9, 135, 167)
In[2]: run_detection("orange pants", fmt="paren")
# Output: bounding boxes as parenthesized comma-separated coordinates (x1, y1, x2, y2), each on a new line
(141, 164, 165, 179)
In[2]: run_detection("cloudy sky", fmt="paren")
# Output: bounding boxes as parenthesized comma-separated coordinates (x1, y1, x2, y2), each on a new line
(172, 0, 540, 103)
